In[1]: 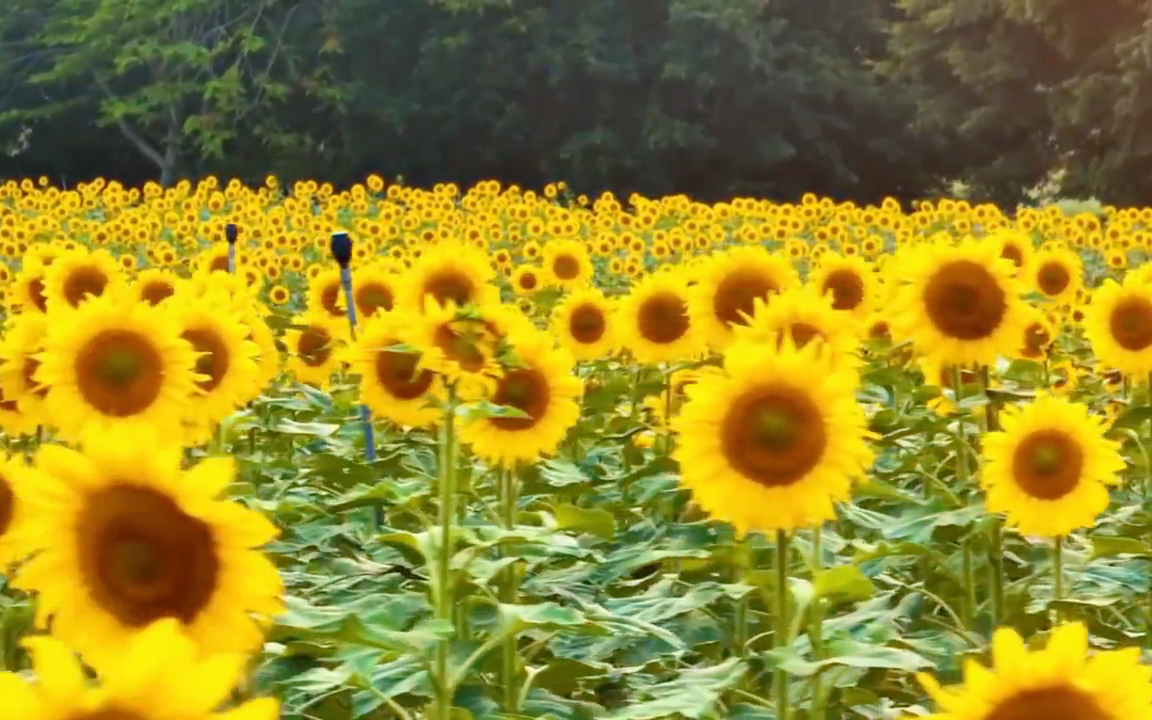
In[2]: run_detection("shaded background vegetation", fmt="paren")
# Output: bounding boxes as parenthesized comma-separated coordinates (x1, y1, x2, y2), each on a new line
(0, 0, 1146, 205)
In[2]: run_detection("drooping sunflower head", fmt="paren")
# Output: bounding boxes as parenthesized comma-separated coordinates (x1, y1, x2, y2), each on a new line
(981, 394, 1124, 537)
(11, 439, 282, 662)
(460, 328, 583, 467)
(399, 241, 498, 312)
(733, 286, 861, 372)
(1082, 274, 1152, 380)
(284, 313, 343, 389)
(133, 268, 183, 306)
(671, 337, 874, 535)
(687, 246, 800, 351)
(808, 253, 878, 318)
(918, 622, 1152, 720)
(2, 619, 279, 720)
(541, 239, 594, 289)
(350, 312, 442, 429)
(43, 248, 125, 313)
(889, 240, 1028, 367)
(620, 270, 703, 364)
(551, 287, 617, 361)
(35, 295, 199, 445)
(1028, 246, 1084, 303)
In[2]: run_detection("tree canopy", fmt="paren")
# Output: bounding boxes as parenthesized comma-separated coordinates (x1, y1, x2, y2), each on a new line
(0, 0, 1144, 204)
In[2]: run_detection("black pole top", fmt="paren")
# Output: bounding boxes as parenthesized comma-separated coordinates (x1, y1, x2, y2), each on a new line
(330, 231, 353, 268)
(225, 223, 238, 244)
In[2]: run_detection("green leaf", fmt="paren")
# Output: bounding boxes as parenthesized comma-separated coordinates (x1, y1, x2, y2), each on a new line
(813, 565, 874, 602)
(553, 504, 615, 541)
(273, 419, 341, 437)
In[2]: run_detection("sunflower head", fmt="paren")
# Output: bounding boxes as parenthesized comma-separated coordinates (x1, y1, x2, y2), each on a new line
(551, 287, 616, 361)
(351, 312, 442, 428)
(687, 247, 800, 351)
(399, 241, 498, 312)
(1083, 274, 1152, 379)
(621, 270, 703, 364)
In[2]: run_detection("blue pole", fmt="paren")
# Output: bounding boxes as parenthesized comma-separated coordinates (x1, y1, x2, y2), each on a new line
(330, 232, 381, 525)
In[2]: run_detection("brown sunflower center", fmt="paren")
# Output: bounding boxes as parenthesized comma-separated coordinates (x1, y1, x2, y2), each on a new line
(637, 291, 690, 344)
(22, 357, 47, 399)
(297, 327, 332, 367)
(75, 330, 164, 417)
(1037, 262, 1071, 296)
(29, 277, 47, 312)
(78, 485, 219, 627)
(869, 320, 890, 340)
(375, 347, 434, 400)
(355, 283, 394, 316)
(62, 266, 110, 308)
(140, 280, 174, 306)
(319, 283, 343, 317)
(1109, 296, 1152, 352)
(1012, 429, 1084, 500)
(0, 384, 17, 413)
(1000, 244, 1024, 269)
(822, 269, 866, 311)
(553, 254, 580, 280)
(785, 322, 823, 349)
(986, 685, 1107, 720)
(1022, 322, 1051, 358)
(569, 304, 607, 344)
(210, 255, 229, 273)
(0, 474, 13, 537)
(922, 260, 1008, 341)
(182, 328, 230, 393)
(721, 385, 826, 487)
(713, 270, 777, 327)
(490, 368, 549, 431)
(424, 270, 475, 307)
(519, 272, 538, 291)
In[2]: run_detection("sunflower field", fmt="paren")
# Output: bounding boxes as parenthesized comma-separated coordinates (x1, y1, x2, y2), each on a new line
(2, 177, 1152, 720)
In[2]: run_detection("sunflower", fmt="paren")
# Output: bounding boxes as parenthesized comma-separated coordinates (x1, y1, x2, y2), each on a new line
(405, 301, 530, 401)
(1028, 246, 1083, 304)
(12, 263, 49, 314)
(173, 298, 262, 444)
(1083, 274, 1152, 380)
(0, 312, 50, 426)
(733, 286, 861, 372)
(133, 268, 182, 306)
(460, 329, 582, 467)
(619, 270, 703, 364)
(981, 394, 1123, 537)
(0, 618, 279, 720)
(551, 287, 617, 361)
(398, 241, 499, 312)
(889, 240, 1028, 367)
(269, 284, 290, 305)
(918, 622, 1152, 720)
(671, 337, 874, 535)
(511, 265, 543, 295)
(351, 264, 398, 319)
(687, 247, 799, 350)
(348, 312, 442, 428)
(808, 253, 877, 318)
(541, 239, 594, 289)
(35, 295, 199, 445)
(989, 228, 1033, 275)
(1017, 307, 1056, 360)
(1051, 360, 1078, 396)
(196, 245, 232, 275)
(284, 313, 343, 389)
(10, 439, 283, 662)
(42, 248, 125, 313)
(0, 455, 29, 565)
(308, 268, 346, 320)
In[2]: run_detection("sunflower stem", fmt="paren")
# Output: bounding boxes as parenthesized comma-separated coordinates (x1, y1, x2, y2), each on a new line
(433, 388, 459, 720)
(1052, 535, 1064, 622)
(962, 540, 975, 629)
(809, 525, 825, 720)
(775, 529, 791, 720)
(989, 519, 1004, 628)
(498, 464, 520, 712)
(950, 366, 967, 487)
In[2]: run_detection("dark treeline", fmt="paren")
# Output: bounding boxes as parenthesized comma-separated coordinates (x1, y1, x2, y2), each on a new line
(0, 0, 1148, 205)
